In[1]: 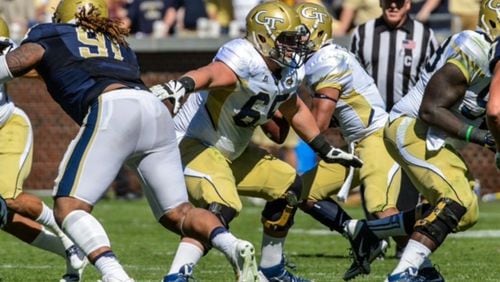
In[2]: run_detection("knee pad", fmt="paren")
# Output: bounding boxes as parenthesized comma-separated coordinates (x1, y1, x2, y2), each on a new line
(414, 198, 466, 247)
(261, 175, 302, 234)
(207, 203, 237, 228)
(62, 210, 110, 255)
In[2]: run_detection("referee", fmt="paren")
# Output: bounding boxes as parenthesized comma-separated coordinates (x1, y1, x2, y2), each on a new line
(350, 0, 438, 257)
(351, 0, 438, 111)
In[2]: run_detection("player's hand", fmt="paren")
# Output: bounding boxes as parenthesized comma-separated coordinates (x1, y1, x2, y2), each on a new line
(484, 131, 496, 150)
(150, 80, 187, 114)
(321, 146, 363, 168)
(307, 134, 363, 168)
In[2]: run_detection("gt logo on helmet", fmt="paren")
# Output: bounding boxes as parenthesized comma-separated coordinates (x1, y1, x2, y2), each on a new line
(487, 0, 500, 9)
(300, 7, 327, 24)
(255, 11, 285, 30)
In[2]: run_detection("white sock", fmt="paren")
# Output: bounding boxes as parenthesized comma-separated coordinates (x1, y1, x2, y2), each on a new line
(31, 226, 66, 258)
(61, 210, 110, 255)
(392, 239, 432, 275)
(94, 253, 129, 279)
(210, 229, 239, 257)
(36, 202, 74, 249)
(259, 233, 285, 268)
(168, 242, 203, 274)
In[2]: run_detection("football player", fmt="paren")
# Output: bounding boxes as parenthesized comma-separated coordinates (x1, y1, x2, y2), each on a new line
(294, 3, 435, 281)
(487, 36, 500, 169)
(150, 1, 362, 281)
(0, 16, 88, 282)
(0, 1, 263, 281)
(343, 0, 499, 280)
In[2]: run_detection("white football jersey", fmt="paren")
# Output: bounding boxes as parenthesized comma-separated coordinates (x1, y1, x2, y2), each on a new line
(0, 39, 16, 127)
(174, 38, 304, 160)
(304, 44, 388, 143)
(389, 30, 491, 150)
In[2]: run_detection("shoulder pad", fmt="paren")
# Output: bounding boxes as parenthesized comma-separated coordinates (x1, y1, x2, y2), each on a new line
(215, 39, 257, 77)
(22, 23, 74, 45)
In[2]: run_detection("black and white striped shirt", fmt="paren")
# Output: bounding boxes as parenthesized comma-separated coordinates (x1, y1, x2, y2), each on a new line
(350, 17, 438, 111)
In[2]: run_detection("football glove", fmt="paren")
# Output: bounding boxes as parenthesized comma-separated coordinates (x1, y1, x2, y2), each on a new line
(308, 135, 363, 168)
(483, 131, 496, 149)
(459, 126, 496, 149)
(149, 77, 195, 114)
(0, 195, 7, 229)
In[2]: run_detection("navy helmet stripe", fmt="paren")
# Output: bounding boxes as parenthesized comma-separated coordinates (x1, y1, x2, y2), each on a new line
(56, 101, 100, 197)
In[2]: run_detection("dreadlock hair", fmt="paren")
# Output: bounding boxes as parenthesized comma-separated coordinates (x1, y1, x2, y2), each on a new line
(75, 5, 130, 46)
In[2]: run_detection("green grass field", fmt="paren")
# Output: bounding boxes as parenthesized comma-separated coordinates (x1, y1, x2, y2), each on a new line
(1, 197, 499, 281)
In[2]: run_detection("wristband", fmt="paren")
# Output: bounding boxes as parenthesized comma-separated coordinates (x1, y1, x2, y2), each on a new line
(178, 76, 195, 93)
(465, 125, 474, 142)
(0, 55, 13, 84)
(307, 135, 331, 156)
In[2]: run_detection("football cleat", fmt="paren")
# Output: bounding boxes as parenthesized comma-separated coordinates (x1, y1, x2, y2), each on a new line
(65, 245, 87, 270)
(61, 249, 88, 282)
(342, 219, 388, 281)
(419, 265, 445, 282)
(259, 257, 310, 282)
(386, 267, 425, 282)
(227, 240, 259, 282)
(163, 263, 195, 282)
(60, 273, 80, 282)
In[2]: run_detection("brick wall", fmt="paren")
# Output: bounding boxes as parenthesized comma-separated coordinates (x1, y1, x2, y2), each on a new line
(7, 73, 500, 194)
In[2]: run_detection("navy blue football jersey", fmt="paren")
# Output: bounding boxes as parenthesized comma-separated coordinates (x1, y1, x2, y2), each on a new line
(22, 23, 147, 124)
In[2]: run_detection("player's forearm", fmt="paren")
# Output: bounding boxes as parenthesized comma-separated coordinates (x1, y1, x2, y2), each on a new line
(0, 55, 13, 83)
(2, 43, 44, 79)
(420, 104, 467, 139)
(289, 105, 321, 142)
(182, 61, 236, 90)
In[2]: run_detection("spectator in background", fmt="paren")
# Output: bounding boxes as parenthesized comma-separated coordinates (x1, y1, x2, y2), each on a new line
(335, 0, 382, 35)
(0, 0, 35, 40)
(230, 0, 259, 36)
(205, 0, 233, 35)
(416, 0, 480, 33)
(107, 0, 130, 26)
(164, 0, 208, 37)
(126, 0, 168, 37)
(34, 0, 60, 24)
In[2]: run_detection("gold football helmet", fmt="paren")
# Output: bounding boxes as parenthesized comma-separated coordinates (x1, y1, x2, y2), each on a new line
(295, 2, 332, 52)
(52, 0, 109, 23)
(0, 17, 9, 39)
(0, 17, 11, 53)
(479, 0, 500, 41)
(246, 1, 309, 68)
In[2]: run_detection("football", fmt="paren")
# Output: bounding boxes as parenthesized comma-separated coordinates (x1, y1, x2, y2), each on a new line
(260, 114, 290, 144)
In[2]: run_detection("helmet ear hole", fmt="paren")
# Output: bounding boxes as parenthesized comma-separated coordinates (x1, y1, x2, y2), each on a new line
(258, 34, 267, 44)
(490, 19, 497, 29)
(318, 31, 324, 37)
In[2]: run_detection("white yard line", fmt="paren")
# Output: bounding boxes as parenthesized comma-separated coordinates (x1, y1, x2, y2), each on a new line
(288, 228, 500, 238)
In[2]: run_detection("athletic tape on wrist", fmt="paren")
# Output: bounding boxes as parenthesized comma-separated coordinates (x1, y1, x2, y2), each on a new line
(0, 55, 13, 84)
